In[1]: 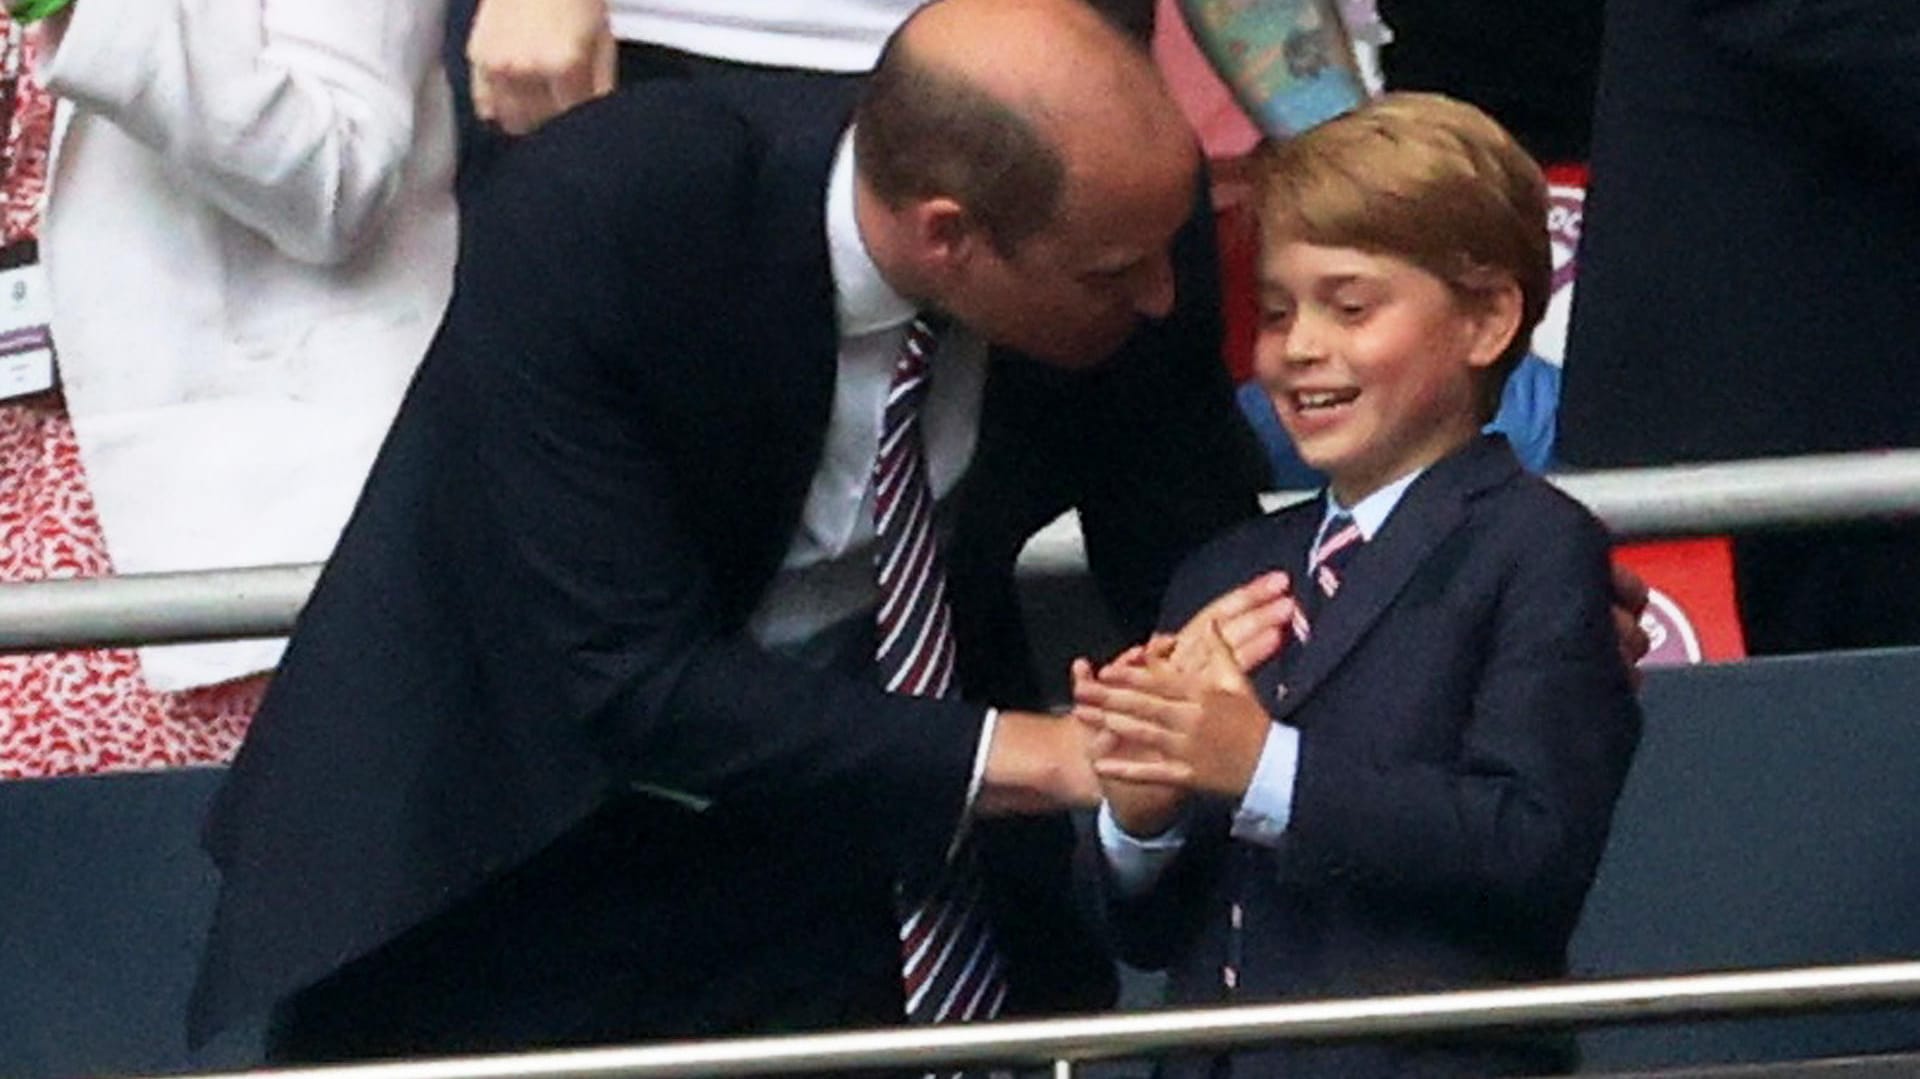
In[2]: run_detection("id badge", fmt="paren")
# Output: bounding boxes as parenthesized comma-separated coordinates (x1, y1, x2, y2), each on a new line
(0, 256, 54, 401)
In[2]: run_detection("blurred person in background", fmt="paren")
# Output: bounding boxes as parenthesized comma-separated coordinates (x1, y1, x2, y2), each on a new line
(1557, 0, 1920, 655)
(0, 0, 455, 776)
(1372, 0, 1601, 167)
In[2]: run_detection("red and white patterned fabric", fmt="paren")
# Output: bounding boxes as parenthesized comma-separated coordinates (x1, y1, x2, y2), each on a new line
(0, 22, 260, 779)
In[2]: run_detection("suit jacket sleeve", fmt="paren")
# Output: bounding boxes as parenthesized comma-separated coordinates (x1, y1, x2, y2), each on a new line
(1688, 0, 1920, 164)
(39, 0, 447, 265)
(434, 95, 983, 871)
(1286, 508, 1642, 939)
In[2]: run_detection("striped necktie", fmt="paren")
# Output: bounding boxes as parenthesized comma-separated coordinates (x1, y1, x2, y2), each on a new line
(872, 314, 1009, 1025)
(1289, 510, 1364, 645)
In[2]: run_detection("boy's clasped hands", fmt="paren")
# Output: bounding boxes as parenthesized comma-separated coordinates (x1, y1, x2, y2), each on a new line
(1071, 570, 1299, 838)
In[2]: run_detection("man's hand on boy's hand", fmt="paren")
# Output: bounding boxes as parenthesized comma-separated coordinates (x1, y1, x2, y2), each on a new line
(1072, 657, 1187, 837)
(1078, 622, 1272, 802)
(1610, 562, 1652, 689)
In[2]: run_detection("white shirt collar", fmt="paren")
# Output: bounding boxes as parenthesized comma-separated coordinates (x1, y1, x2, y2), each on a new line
(825, 126, 917, 338)
(1320, 466, 1426, 549)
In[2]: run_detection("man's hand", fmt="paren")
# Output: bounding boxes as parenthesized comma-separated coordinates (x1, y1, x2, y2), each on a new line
(468, 0, 617, 136)
(1073, 656, 1186, 837)
(1082, 621, 1273, 801)
(1611, 562, 1652, 688)
(974, 709, 1101, 816)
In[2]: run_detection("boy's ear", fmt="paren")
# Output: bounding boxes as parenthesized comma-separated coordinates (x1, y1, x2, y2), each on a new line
(1464, 277, 1525, 369)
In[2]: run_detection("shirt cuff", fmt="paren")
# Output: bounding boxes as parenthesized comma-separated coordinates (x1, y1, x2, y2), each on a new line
(947, 706, 997, 861)
(1097, 802, 1187, 896)
(1230, 723, 1301, 848)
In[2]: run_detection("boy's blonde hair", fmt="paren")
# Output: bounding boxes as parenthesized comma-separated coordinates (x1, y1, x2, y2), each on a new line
(1255, 92, 1550, 417)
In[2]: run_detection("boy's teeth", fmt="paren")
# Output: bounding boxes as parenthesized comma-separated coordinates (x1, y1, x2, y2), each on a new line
(1297, 390, 1352, 409)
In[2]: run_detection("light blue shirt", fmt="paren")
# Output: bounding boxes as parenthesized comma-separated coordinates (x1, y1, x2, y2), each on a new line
(1099, 467, 1426, 894)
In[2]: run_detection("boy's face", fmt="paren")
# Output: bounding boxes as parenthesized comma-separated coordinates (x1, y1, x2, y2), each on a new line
(1254, 240, 1512, 505)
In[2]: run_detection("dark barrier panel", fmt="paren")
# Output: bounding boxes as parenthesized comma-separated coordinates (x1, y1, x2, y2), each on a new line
(1592, 1055, 1920, 1078)
(1573, 647, 1920, 1069)
(0, 768, 264, 1077)
(5, 640, 1920, 1077)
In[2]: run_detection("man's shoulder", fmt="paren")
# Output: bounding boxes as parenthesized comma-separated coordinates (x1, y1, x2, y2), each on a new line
(482, 82, 762, 224)
(453, 80, 838, 334)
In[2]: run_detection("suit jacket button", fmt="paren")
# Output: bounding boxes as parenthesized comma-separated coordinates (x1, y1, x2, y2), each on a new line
(1273, 683, 1288, 701)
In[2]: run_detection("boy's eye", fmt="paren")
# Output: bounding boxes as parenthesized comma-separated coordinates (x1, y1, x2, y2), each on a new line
(1259, 305, 1294, 328)
(1335, 300, 1371, 320)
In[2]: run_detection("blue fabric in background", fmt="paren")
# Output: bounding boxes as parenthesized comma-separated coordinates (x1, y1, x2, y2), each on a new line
(1236, 354, 1562, 488)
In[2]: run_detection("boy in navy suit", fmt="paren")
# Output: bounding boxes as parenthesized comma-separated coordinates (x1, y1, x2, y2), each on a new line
(1073, 93, 1642, 1078)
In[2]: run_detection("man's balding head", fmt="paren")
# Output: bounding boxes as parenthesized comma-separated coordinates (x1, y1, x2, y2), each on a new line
(852, 0, 1198, 368)
(856, 0, 1189, 253)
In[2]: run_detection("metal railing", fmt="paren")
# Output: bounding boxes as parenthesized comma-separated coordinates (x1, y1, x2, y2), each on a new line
(151, 961, 1920, 1079)
(5, 449, 1920, 652)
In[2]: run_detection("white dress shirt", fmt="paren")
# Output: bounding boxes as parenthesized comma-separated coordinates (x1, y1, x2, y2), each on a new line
(747, 129, 997, 808)
(1100, 467, 1427, 894)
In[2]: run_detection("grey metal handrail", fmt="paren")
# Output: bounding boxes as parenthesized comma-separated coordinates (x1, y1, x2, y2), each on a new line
(146, 961, 1920, 1079)
(6, 449, 1920, 652)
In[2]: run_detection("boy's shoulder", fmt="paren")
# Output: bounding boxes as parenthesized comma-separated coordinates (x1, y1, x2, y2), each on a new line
(1158, 495, 1321, 626)
(1477, 464, 1609, 546)
(1224, 492, 1324, 558)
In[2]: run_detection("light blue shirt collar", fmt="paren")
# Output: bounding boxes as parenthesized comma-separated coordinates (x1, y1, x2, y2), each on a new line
(1315, 466, 1426, 556)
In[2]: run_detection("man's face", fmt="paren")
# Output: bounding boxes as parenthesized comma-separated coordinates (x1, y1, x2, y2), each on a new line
(945, 153, 1196, 369)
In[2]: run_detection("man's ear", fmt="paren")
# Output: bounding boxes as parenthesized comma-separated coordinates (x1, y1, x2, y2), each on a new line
(902, 196, 979, 277)
(1464, 276, 1524, 369)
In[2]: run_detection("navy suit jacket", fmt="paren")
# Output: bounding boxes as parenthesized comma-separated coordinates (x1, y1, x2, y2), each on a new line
(1105, 437, 1640, 1078)
(189, 77, 1264, 1049)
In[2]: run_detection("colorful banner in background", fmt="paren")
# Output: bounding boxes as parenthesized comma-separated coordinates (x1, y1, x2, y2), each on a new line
(1176, 0, 1369, 137)
(1614, 537, 1747, 666)
(1532, 166, 1587, 367)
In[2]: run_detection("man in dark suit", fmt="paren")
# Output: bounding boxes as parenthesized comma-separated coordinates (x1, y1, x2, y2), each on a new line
(187, 0, 1267, 1062)
(1557, 0, 1920, 654)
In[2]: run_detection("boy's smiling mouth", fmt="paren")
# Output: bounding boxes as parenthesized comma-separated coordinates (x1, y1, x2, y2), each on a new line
(1290, 387, 1361, 412)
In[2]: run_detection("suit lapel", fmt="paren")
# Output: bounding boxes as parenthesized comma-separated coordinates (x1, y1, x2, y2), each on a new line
(1268, 437, 1521, 725)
